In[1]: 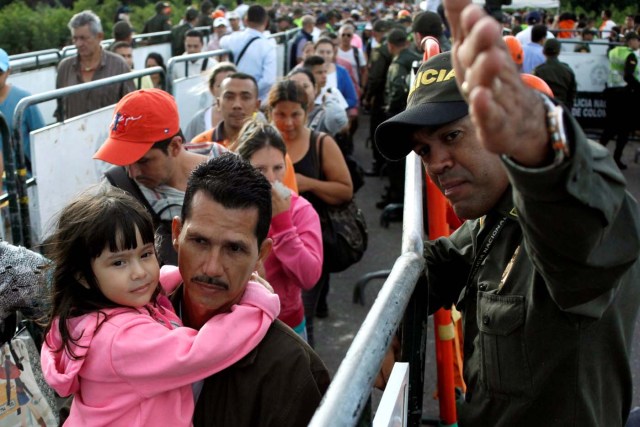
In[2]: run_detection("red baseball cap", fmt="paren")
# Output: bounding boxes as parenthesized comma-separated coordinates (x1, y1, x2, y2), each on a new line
(94, 89, 180, 166)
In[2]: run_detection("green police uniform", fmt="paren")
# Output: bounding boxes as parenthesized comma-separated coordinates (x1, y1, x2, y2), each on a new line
(424, 114, 640, 426)
(142, 13, 172, 44)
(365, 42, 392, 110)
(533, 57, 577, 109)
(599, 44, 640, 167)
(384, 47, 421, 116)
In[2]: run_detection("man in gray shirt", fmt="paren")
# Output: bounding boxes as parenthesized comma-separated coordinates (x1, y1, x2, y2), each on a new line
(55, 10, 134, 120)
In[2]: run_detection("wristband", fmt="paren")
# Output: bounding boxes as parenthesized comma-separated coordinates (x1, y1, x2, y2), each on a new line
(540, 93, 569, 166)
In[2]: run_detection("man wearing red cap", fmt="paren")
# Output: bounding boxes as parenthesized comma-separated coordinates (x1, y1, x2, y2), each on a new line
(94, 89, 209, 265)
(374, 0, 640, 425)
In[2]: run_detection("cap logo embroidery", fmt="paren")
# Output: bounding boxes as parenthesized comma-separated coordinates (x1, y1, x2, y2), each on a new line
(409, 68, 456, 96)
(110, 112, 143, 133)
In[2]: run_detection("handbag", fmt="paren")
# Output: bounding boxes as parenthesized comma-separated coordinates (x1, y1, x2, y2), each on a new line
(0, 320, 58, 427)
(317, 133, 368, 273)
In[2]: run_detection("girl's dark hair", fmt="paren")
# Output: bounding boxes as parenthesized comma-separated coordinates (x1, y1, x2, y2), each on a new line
(267, 79, 310, 113)
(145, 52, 167, 89)
(287, 67, 316, 87)
(236, 119, 287, 162)
(44, 184, 158, 359)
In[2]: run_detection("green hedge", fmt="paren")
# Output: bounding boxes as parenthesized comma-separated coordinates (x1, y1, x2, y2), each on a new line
(0, 0, 191, 54)
(0, 0, 279, 54)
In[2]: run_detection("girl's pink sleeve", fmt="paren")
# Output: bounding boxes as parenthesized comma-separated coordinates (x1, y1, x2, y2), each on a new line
(269, 196, 323, 289)
(109, 282, 280, 397)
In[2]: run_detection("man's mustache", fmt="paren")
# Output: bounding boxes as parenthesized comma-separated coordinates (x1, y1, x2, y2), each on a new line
(191, 275, 229, 290)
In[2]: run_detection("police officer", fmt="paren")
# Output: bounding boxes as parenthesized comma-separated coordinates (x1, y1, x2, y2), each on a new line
(374, 0, 640, 424)
(599, 31, 640, 170)
(377, 28, 421, 208)
(384, 29, 422, 117)
(533, 38, 577, 109)
(363, 20, 392, 176)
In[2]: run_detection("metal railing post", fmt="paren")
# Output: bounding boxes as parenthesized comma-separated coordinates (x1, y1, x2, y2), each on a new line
(11, 67, 165, 247)
(0, 113, 23, 245)
(166, 49, 230, 95)
(9, 49, 61, 71)
(308, 153, 425, 426)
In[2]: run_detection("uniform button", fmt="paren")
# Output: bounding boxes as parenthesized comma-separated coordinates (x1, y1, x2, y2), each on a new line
(478, 283, 488, 291)
(482, 315, 490, 325)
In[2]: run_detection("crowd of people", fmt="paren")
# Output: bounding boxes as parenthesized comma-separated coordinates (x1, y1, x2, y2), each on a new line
(1, 0, 640, 425)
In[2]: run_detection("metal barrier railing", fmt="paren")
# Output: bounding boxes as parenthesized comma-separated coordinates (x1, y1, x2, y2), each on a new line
(166, 49, 231, 94)
(0, 113, 23, 244)
(163, 28, 301, 92)
(309, 153, 426, 426)
(8, 66, 165, 246)
(267, 27, 301, 75)
(8, 49, 61, 71)
(133, 30, 171, 43)
(60, 30, 177, 59)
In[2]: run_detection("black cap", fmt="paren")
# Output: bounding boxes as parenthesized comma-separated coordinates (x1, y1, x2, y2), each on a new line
(373, 19, 391, 33)
(387, 28, 407, 45)
(412, 11, 443, 38)
(375, 52, 468, 160)
(155, 1, 169, 12)
(185, 7, 199, 21)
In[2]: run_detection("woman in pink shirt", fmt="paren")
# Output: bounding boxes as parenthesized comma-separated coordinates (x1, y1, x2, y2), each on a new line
(237, 121, 323, 340)
(41, 185, 279, 426)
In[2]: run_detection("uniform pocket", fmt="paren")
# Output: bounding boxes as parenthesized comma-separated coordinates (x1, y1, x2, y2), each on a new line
(477, 291, 531, 396)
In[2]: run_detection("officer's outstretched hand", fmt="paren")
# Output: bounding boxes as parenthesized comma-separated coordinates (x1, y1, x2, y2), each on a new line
(444, 0, 551, 167)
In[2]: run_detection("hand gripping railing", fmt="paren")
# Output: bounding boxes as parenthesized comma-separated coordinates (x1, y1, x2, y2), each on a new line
(9, 67, 164, 247)
(309, 153, 426, 427)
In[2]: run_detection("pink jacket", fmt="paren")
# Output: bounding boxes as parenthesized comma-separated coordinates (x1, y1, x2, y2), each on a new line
(41, 273, 280, 427)
(265, 193, 323, 328)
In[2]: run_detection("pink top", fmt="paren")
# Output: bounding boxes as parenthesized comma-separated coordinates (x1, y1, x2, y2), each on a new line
(265, 193, 323, 327)
(41, 272, 280, 427)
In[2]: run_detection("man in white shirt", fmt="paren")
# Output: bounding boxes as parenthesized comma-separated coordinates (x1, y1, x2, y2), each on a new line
(600, 9, 617, 38)
(220, 5, 276, 102)
(227, 11, 242, 32)
(515, 11, 554, 45)
(337, 23, 367, 90)
(207, 18, 228, 51)
(172, 29, 216, 80)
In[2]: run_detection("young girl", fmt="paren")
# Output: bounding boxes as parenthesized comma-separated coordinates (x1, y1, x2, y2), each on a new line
(40, 185, 279, 426)
(237, 121, 323, 340)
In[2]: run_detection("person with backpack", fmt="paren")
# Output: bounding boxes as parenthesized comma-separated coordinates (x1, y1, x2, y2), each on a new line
(219, 5, 276, 102)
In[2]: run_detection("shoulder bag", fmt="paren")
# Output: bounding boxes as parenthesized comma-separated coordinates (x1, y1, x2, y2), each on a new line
(316, 133, 368, 273)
